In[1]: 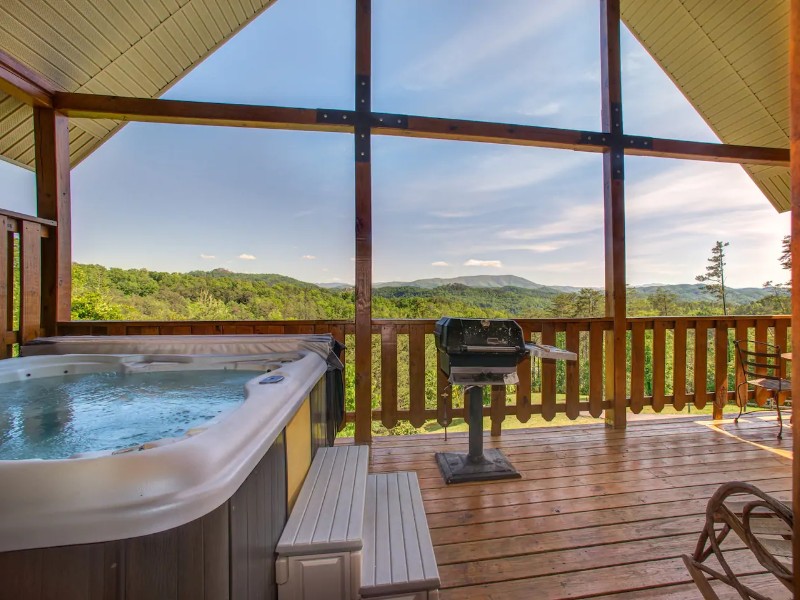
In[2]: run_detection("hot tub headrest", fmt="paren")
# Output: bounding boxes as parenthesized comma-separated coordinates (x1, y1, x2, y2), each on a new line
(22, 334, 345, 371)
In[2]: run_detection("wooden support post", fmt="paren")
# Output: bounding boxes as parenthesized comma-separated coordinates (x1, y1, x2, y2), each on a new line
(600, 0, 627, 429)
(789, 0, 799, 588)
(353, 0, 373, 444)
(34, 107, 71, 335)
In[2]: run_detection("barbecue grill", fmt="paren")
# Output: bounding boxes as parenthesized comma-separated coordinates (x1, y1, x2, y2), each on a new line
(434, 317, 576, 484)
(434, 317, 526, 484)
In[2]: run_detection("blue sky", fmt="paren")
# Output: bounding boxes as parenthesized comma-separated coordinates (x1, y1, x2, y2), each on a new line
(0, 0, 790, 287)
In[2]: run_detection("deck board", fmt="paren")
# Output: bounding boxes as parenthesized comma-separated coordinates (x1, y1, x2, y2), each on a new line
(351, 414, 793, 599)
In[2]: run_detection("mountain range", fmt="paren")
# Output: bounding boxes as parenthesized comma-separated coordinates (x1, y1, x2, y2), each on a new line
(320, 274, 777, 303)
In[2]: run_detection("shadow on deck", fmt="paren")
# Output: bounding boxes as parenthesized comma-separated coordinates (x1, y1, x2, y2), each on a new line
(341, 413, 793, 599)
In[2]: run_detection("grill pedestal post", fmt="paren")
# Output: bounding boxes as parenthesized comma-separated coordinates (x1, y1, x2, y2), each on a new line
(467, 385, 484, 462)
(435, 386, 521, 485)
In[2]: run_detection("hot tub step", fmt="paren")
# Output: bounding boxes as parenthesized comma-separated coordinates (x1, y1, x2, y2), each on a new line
(361, 472, 440, 600)
(276, 445, 370, 600)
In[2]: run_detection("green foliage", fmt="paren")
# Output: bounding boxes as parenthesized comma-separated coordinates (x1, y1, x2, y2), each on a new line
(648, 287, 679, 316)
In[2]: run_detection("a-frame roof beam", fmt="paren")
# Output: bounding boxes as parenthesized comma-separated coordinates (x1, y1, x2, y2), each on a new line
(0, 49, 57, 108)
(54, 92, 790, 167)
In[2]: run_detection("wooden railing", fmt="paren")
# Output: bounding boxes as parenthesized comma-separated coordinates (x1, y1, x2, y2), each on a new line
(0, 209, 56, 358)
(56, 315, 791, 434)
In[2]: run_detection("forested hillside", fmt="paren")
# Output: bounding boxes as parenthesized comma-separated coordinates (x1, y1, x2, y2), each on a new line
(70, 264, 790, 321)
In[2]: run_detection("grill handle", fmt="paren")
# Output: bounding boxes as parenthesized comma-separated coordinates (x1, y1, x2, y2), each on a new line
(460, 345, 521, 353)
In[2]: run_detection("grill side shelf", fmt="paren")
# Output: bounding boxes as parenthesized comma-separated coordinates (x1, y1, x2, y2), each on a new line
(526, 343, 577, 361)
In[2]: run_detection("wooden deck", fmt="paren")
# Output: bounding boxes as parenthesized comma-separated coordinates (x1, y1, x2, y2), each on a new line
(346, 414, 793, 599)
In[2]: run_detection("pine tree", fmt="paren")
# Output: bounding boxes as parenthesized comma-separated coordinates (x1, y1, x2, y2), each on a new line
(780, 234, 791, 281)
(648, 287, 678, 316)
(695, 241, 730, 315)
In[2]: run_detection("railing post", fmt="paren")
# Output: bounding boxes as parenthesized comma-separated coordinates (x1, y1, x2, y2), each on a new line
(0, 215, 8, 358)
(600, 0, 627, 429)
(19, 221, 42, 343)
(713, 322, 728, 420)
(34, 107, 71, 336)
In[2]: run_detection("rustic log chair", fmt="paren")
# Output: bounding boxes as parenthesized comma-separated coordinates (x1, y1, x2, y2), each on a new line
(733, 340, 791, 439)
(682, 481, 793, 600)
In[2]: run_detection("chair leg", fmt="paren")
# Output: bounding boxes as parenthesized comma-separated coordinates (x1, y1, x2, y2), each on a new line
(775, 398, 783, 439)
(735, 383, 747, 424)
(682, 555, 722, 600)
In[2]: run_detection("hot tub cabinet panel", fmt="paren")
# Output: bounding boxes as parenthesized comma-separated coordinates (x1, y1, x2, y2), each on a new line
(0, 433, 287, 600)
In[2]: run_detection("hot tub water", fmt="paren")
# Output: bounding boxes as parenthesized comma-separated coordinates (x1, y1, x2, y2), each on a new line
(0, 369, 257, 460)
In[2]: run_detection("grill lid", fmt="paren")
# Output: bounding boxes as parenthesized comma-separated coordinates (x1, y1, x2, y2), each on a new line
(435, 317, 529, 385)
(434, 317, 526, 355)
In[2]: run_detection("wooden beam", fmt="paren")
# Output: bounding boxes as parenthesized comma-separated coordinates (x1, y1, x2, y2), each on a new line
(34, 108, 71, 335)
(789, 0, 800, 588)
(379, 116, 609, 153)
(600, 0, 627, 430)
(0, 49, 56, 107)
(54, 93, 348, 133)
(353, 0, 373, 445)
(53, 93, 788, 167)
(623, 136, 789, 167)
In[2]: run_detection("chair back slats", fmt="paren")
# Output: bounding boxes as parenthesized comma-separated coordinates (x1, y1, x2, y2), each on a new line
(735, 340, 783, 382)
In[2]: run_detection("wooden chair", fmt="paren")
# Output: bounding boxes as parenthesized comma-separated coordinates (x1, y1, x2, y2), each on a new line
(683, 481, 793, 600)
(733, 340, 791, 439)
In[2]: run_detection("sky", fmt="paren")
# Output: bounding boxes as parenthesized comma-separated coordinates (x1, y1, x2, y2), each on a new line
(0, 0, 790, 288)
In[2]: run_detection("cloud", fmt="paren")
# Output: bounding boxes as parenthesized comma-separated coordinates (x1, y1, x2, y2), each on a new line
(397, 2, 574, 90)
(238, 253, 256, 260)
(302, 255, 317, 260)
(430, 210, 476, 219)
(464, 259, 503, 268)
(499, 203, 604, 241)
(521, 101, 561, 117)
(431, 261, 449, 267)
(199, 254, 216, 259)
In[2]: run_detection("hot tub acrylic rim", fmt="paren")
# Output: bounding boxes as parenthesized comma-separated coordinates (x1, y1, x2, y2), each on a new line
(0, 352, 298, 461)
(0, 351, 327, 552)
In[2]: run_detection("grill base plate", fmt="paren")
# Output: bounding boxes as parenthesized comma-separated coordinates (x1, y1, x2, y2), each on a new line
(435, 449, 521, 484)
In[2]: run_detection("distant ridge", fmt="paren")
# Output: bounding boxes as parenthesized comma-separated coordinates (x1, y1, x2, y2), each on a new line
(374, 274, 552, 290)
(363, 274, 775, 303)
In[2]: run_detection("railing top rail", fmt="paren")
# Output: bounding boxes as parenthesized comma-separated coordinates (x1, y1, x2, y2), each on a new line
(0, 208, 57, 228)
(636, 315, 790, 322)
(56, 319, 354, 326)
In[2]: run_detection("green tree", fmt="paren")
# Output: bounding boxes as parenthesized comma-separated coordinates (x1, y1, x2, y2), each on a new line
(648, 287, 679, 316)
(695, 241, 730, 315)
(548, 293, 577, 318)
(780, 234, 791, 273)
(575, 288, 604, 317)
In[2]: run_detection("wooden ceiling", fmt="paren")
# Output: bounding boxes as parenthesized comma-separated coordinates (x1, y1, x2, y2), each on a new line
(622, 0, 791, 211)
(0, 0, 275, 168)
(0, 0, 791, 211)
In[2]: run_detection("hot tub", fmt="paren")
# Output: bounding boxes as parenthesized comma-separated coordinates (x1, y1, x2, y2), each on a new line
(0, 335, 343, 600)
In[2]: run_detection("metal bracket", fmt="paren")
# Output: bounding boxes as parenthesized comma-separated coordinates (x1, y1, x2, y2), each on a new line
(622, 135, 653, 150)
(610, 148, 624, 180)
(609, 101, 622, 135)
(316, 109, 356, 125)
(578, 131, 609, 146)
(355, 124, 370, 162)
(356, 74, 370, 113)
(371, 113, 408, 129)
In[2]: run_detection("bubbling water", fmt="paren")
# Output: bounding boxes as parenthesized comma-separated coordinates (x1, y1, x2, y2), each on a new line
(0, 370, 257, 460)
